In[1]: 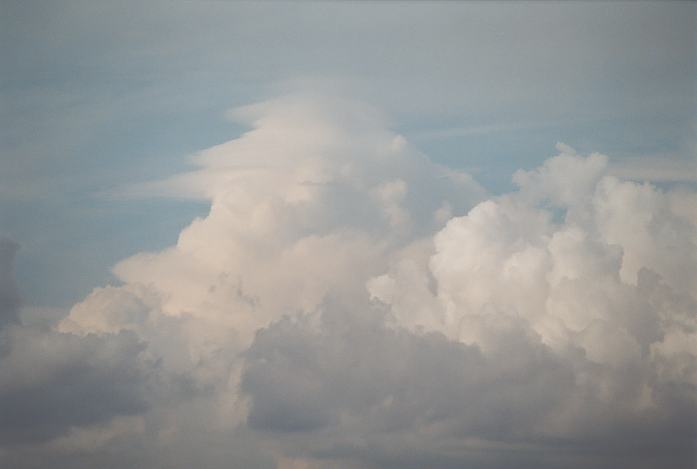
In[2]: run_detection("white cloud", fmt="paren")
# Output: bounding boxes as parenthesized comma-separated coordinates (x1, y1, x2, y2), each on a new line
(3, 97, 696, 468)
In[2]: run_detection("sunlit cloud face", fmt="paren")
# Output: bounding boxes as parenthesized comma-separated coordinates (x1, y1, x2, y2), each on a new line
(1, 94, 694, 468)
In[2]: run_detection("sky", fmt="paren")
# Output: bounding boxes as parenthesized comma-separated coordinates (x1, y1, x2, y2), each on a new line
(0, 2, 696, 468)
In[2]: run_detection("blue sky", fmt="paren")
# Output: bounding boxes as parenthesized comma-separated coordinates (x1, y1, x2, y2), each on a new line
(1, 2, 695, 305)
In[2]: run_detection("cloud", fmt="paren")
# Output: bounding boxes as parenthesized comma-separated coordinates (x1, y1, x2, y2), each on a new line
(0, 239, 20, 329)
(0, 327, 151, 446)
(366, 143, 697, 467)
(607, 154, 697, 183)
(241, 301, 573, 460)
(87, 95, 484, 357)
(4, 96, 696, 468)
(241, 300, 695, 469)
(0, 240, 155, 453)
(4, 0, 694, 316)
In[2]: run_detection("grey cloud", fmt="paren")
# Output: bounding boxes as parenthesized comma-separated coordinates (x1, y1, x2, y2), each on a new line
(241, 299, 696, 468)
(0, 239, 154, 451)
(0, 327, 150, 446)
(0, 238, 20, 329)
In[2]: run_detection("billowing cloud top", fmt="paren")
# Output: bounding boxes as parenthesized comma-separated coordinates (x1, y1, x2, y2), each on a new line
(2, 96, 696, 468)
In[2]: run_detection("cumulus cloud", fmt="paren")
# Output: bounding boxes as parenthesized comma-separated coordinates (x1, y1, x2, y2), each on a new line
(70, 95, 484, 373)
(4, 96, 696, 468)
(367, 143, 697, 466)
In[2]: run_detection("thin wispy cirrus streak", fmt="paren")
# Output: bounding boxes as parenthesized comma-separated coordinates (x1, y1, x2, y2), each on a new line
(1, 95, 696, 469)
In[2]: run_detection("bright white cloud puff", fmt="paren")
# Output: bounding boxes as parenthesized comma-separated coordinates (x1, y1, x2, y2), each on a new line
(2, 96, 695, 468)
